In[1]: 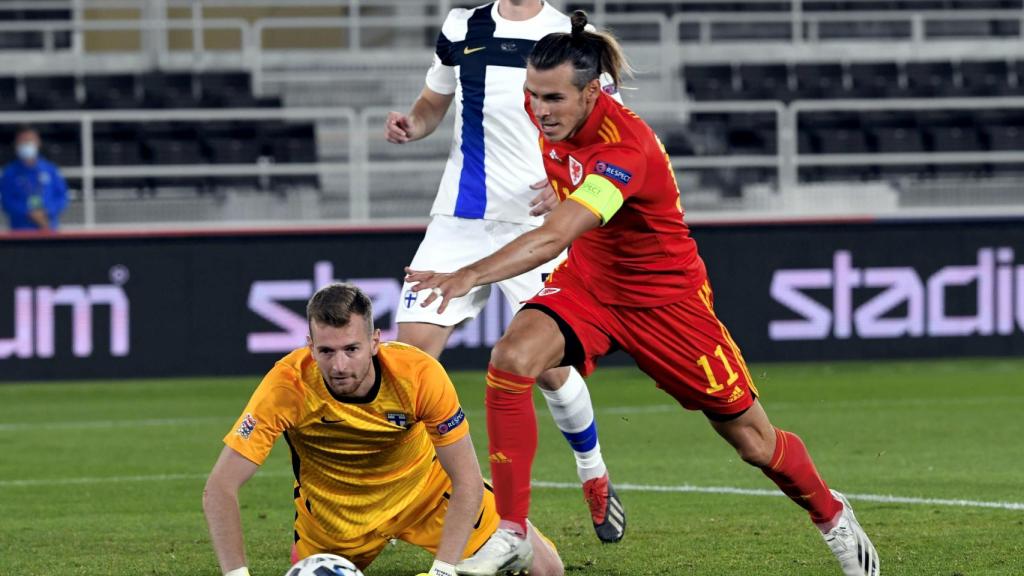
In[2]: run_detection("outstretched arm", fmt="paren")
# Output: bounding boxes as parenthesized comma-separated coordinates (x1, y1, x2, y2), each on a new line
(203, 446, 260, 575)
(406, 199, 600, 312)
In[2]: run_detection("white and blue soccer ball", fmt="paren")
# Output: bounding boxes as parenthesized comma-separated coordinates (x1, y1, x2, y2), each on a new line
(283, 553, 364, 576)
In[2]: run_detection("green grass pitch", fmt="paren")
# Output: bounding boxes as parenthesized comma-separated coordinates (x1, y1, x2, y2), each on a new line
(1, 359, 1023, 575)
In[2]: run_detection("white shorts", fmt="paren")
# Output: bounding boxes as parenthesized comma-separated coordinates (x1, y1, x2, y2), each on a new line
(398, 215, 565, 327)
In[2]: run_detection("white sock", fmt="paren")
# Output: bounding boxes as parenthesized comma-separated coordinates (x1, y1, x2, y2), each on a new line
(540, 367, 607, 483)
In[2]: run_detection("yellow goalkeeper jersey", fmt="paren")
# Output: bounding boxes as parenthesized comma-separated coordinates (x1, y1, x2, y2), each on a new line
(223, 342, 470, 538)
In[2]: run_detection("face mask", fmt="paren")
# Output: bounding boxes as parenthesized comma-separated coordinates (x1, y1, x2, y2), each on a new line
(16, 143, 38, 161)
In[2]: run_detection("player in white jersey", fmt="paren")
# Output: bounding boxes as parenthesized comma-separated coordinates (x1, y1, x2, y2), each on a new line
(385, 0, 627, 547)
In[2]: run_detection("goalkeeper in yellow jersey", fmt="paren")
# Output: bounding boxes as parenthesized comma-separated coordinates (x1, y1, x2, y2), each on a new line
(203, 283, 562, 576)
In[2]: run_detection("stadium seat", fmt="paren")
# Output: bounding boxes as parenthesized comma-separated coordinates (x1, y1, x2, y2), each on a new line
(201, 122, 264, 190)
(682, 64, 738, 101)
(870, 126, 928, 179)
(817, 20, 911, 41)
(849, 62, 903, 98)
(139, 122, 207, 191)
(662, 130, 695, 156)
(199, 72, 258, 108)
(738, 63, 794, 101)
(984, 125, 1024, 151)
(798, 130, 815, 155)
(146, 138, 203, 166)
(263, 122, 319, 190)
(44, 137, 81, 167)
(794, 63, 848, 99)
(682, 114, 730, 156)
(711, 21, 792, 42)
(905, 61, 957, 97)
(925, 19, 994, 39)
(265, 123, 317, 163)
(859, 110, 916, 131)
(802, 111, 861, 131)
(95, 139, 143, 166)
(726, 113, 777, 154)
(959, 60, 1012, 96)
(141, 72, 200, 108)
(927, 126, 984, 152)
(25, 75, 79, 110)
(0, 77, 18, 110)
(92, 124, 146, 191)
(812, 128, 871, 154)
(871, 126, 925, 153)
(1008, 60, 1024, 95)
(84, 74, 139, 109)
(990, 19, 1021, 38)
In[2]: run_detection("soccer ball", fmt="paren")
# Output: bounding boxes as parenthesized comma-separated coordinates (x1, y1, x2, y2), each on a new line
(283, 553, 364, 576)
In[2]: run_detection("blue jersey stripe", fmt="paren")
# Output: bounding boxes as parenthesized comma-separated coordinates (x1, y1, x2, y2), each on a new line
(453, 6, 496, 219)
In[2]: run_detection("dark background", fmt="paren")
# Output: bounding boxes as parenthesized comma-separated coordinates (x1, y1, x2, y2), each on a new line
(1, 218, 1021, 381)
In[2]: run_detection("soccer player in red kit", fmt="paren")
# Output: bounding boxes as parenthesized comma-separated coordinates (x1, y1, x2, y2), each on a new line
(407, 10, 880, 576)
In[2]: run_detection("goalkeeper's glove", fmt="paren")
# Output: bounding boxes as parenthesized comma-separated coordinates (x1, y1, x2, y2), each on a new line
(415, 559, 458, 576)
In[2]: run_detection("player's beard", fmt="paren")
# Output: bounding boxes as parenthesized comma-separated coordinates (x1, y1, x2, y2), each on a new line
(324, 361, 373, 397)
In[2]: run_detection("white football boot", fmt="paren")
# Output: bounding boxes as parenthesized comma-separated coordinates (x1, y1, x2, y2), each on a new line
(823, 490, 880, 576)
(457, 526, 533, 576)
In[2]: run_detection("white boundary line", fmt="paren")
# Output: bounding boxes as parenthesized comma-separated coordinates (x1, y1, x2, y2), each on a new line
(532, 480, 1024, 511)
(2, 472, 1022, 511)
(0, 417, 227, 432)
(6, 393, 1022, 432)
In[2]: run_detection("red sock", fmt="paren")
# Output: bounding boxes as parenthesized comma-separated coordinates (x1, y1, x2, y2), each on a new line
(761, 428, 843, 525)
(485, 364, 537, 535)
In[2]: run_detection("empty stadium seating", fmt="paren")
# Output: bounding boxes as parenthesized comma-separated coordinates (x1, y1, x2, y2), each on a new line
(674, 56, 1024, 184)
(0, 70, 315, 194)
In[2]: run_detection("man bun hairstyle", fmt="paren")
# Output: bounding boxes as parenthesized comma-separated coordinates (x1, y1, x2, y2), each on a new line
(307, 282, 375, 335)
(529, 10, 634, 91)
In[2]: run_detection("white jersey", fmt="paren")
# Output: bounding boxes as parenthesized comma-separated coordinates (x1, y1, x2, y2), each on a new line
(424, 1, 620, 225)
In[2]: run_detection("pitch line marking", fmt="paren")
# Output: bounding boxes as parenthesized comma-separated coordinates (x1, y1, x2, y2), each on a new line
(1, 473, 1021, 512)
(532, 480, 1024, 511)
(5, 394, 1022, 432)
(0, 407, 680, 432)
(0, 417, 227, 432)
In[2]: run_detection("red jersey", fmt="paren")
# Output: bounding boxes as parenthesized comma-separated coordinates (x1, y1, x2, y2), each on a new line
(528, 91, 705, 306)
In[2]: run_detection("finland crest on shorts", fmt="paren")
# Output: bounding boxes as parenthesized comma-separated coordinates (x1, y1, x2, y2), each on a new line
(396, 215, 564, 326)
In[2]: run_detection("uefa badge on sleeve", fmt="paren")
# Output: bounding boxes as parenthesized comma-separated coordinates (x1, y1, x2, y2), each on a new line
(437, 408, 466, 436)
(236, 413, 257, 439)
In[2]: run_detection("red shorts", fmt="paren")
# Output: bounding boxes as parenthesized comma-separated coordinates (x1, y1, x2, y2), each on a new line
(524, 269, 758, 415)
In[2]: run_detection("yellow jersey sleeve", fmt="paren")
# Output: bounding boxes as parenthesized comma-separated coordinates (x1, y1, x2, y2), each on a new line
(414, 355, 469, 448)
(223, 362, 304, 465)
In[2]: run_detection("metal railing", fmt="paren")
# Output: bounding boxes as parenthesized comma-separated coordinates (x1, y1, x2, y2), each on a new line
(0, 107, 355, 227)
(3, 6, 1024, 67)
(4, 96, 1024, 228)
(0, 18, 252, 68)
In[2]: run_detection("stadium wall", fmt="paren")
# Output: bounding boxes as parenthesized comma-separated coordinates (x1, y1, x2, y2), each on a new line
(1, 217, 1021, 382)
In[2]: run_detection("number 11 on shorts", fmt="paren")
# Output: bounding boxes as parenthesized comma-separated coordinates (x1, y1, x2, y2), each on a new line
(697, 345, 739, 394)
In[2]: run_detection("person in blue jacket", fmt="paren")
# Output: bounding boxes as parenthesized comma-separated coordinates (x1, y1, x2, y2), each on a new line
(1, 124, 69, 231)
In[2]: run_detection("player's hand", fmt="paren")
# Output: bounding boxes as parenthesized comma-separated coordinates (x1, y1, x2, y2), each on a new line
(385, 111, 415, 144)
(528, 178, 558, 217)
(404, 267, 478, 314)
